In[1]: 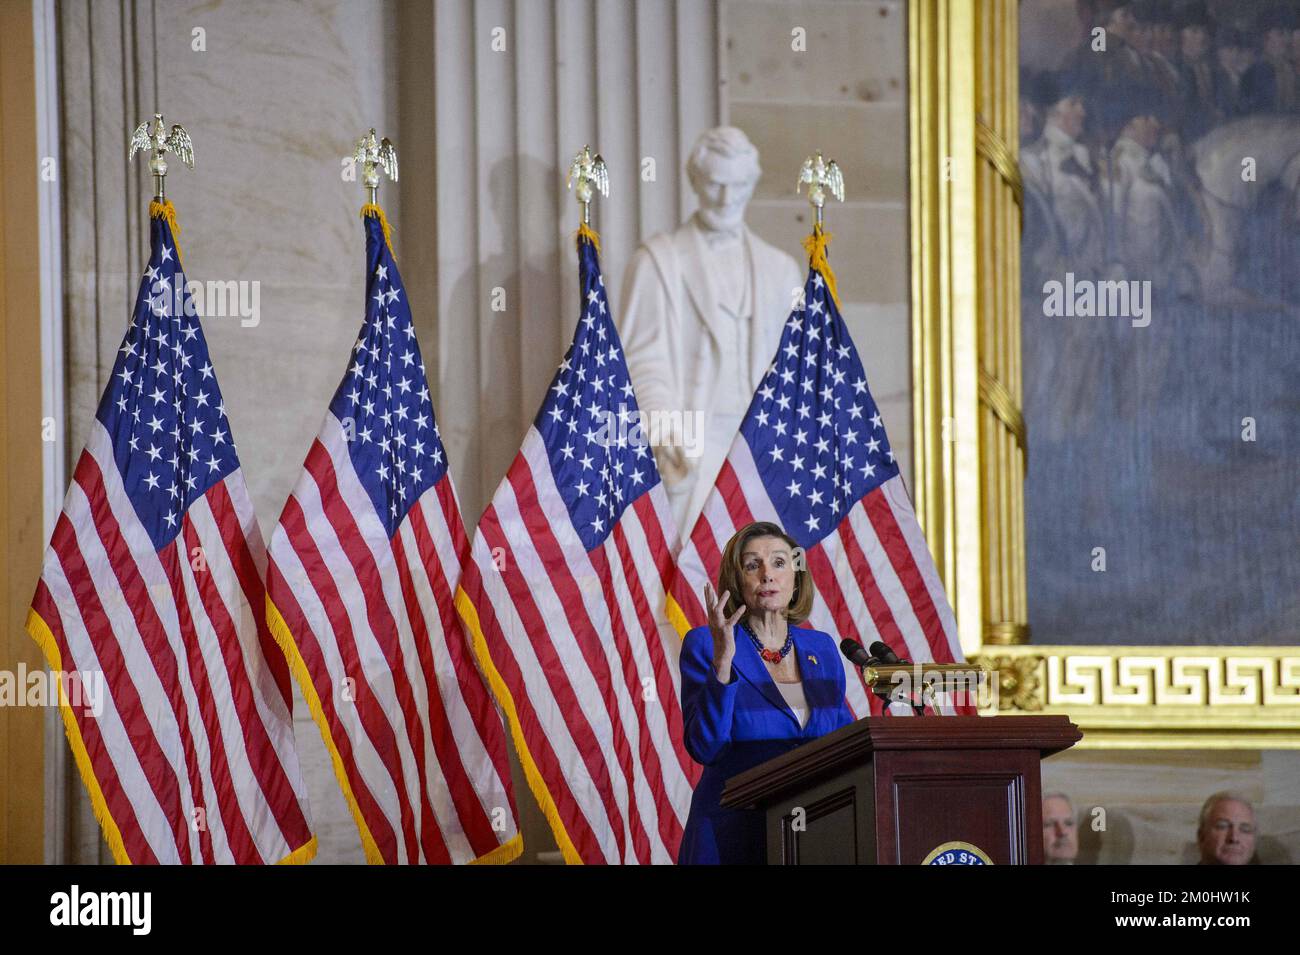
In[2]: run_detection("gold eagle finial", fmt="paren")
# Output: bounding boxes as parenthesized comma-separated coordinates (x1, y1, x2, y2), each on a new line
(129, 113, 194, 201)
(796, 151, 845, 227)
(566, 145, 609, 225)
(353, 128, 399, 205)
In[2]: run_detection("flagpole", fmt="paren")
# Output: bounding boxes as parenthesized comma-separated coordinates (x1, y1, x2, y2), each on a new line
(797, 151, 847, 310)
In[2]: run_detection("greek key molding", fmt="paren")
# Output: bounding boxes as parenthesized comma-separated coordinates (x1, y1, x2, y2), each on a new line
(972, 647, 1300, 749)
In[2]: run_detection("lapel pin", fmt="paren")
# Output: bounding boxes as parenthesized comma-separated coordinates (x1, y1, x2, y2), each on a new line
(808, 654, 818, 665)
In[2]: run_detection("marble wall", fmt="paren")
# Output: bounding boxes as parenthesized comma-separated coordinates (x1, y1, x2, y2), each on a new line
(722, 0, 913, 486)
(420, 0, 720, 526)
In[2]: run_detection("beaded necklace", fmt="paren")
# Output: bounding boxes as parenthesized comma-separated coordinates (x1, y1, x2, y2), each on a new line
(740, 620, 793, 664)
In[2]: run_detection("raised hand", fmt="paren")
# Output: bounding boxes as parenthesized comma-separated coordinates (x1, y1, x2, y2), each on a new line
(703, 581, 744, 683)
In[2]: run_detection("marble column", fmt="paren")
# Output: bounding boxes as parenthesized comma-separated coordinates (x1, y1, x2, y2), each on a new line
(720, 0, 913, 486)
(417, 0, 721, 527)
(55, 0, 402, 865)
(56, 0, 160, 864)
(405, 0, 721, 861)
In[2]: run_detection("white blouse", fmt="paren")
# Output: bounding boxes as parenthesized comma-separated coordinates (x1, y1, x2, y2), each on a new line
(775, 680, 809, 728)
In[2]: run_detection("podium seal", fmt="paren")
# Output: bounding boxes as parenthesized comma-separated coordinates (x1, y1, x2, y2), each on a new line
(922, 841, 992, 865)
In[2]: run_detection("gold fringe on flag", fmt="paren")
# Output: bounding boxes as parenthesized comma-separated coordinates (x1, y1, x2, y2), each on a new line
(801, 222, 843, 310)
(276, 835, 319, 864)
(665, 592, 692, 641)
(266, 596, 385, 864)
(360, 202, 396, 257)
(455, 587, 582, 864)
(576, 220, 601, 253)
(149, 199, 184, 269)
(26, 608, 133, 865)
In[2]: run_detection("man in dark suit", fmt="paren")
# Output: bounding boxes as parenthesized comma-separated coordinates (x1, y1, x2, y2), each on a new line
(1175, 1, 1226, 139)
(1240, 6, 1298, 114)
(1215, 25, 1256, 118)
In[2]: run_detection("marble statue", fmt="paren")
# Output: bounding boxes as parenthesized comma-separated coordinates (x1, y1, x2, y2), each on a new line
(618, 126, 802, 533)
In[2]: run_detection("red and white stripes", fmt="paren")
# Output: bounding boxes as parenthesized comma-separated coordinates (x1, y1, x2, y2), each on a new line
(29, 420, 314, 864)
(266, 414, 519, 864)
(456, 427, 697, 864)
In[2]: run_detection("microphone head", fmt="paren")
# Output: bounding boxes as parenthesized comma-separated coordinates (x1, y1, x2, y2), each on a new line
(869, 641, 902, 665)
(839, 638, 877, 668)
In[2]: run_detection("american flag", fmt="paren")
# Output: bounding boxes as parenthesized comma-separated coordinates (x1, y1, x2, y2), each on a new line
(455, 226, 698, 864)
(666, 229, 965, 717)
(26, 203, 316, 864)
(265, 207, 521, 865)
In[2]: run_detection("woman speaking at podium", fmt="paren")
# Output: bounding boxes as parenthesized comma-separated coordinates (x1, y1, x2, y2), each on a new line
(678, 521, 854, 864)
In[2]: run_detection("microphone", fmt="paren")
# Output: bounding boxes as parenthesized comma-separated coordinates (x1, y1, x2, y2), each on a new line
(839, 638, 880, 670)
(843, 639, 913, 715)
(868, 642, 926, 715)
(869, 641, 904, 665)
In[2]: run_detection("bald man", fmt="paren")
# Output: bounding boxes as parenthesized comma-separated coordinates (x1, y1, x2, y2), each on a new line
(1196, 792, 1258, 865)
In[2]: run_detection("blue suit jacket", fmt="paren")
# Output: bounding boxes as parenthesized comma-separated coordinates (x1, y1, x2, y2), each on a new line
(677, 623, 854, 864)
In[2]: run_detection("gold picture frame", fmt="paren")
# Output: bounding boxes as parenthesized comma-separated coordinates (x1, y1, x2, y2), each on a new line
(906, 1, 1299, 749)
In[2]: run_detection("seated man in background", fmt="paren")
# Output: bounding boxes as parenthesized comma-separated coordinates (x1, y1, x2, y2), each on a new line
(1197, 792, 1258, 865)
(1043, 792, 1079, 864)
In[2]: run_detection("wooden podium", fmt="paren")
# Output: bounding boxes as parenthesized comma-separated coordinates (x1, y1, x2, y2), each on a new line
(719, 716, 1081, 865)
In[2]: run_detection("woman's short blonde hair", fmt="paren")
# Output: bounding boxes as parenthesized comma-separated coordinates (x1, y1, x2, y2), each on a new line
(716, 522, 814, 624)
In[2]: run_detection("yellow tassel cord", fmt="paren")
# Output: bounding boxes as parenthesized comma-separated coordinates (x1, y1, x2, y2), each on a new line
(360, 202, 396, 258)
(801, 223, 843, 310)
(575, 221, 601, 253)
(455, 586, 582, 864)
(266, 596, 385, 864)
(26, 609, 133, 865)
(149, 199, 184, 269)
